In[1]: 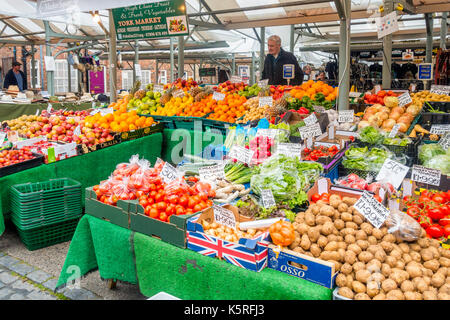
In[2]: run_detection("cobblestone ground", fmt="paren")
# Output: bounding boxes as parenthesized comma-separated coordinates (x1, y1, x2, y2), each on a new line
(0, 251, 101, 300)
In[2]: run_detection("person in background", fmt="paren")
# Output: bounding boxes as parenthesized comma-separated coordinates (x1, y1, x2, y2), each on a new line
(3, 61, 27, 92)
(316, 71, 327, 81)
(303, 65, 312, 81)
(261, 35, 303, 85)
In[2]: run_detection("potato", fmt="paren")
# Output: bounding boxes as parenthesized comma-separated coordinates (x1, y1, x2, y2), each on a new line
(438, 292, 450, 300)
(337, 202, 349, 213)
(356, 269, 372, 284)
(353, 261, 366, 273)
(344, 234, 356, 245)
(429, 238, 441, 248)
(305, 212, 316, 226)
(356, 240, 369, 251)
(341, 212, 353, 222)
(354, 293, 371, 300)
(315, 215, 332, 225)
(390, 269, 409, 285)
(323, 241, 337, 252)
(345, 222, 358, 230)
(410, 251, 422, 263)
(321, 222, 335, 236)
(355, 230, 368, 241)
(341, 228, 356, 236)
(346, 274, 354, 285)
(367, 245, 381, 256)
(439, 283, 450, 294)
(404, 291, 417, 300)
(310, 244, 321, 258)
(429, 246, 440, 259)
(440, 248, 450, 259)
(386, 289, 405, 300)
(338, 241, 347, 250)
(352, 214, 364, 226)
(335, 273, 348, 288)
(437, 267, 448, 277)
(406, 264, 423, 279)
(293, 247, 305, 254)
(296, 223, 309, 235)
(347, 243, 362, 255)
(380, 227, 388, 237)
(383, 234, 396, 243)
(369, 272, 385, 284)
(423, 268, 433, 278)
(352, 281, 366, 294)
(381, 264, 392, 278)
(329, 194, 342, 207)
(342, 197, 357, 206)
(341, 263, 353, 275)
(414, 279, 428, 293)
(333, 211, 341, 220)
(310, 204, 320, 215)
(336, 235, 344, 242)
(374, 250, 387, 263)
(317, 235, 328, 249)
(327, 234, 338, 243)
(344, 250, 357, 265)
(366, 259, 382, 273)
(360, 223, 373, 235)
(338, 287, 354, 299)
(424, 259, 440, 273)
(319, 205, 335, 217)
(307, 227, 321, 243)
(439, 257, 450, 268)
(359, 251, 374, 263)
(288, 234, 301, 250)
(381, 279, 398, 292)
(300, 234, 311, 251)
(395, 260, 405, 270)
(380, 241, 394, 253)
(418, 238, 430, 248)
(423, 290, 438, 300)
(409, 243, 421, 252)
(431, 273, 446, 288)
(367, 236, 378, 245)
(372, 293, 386, 300)
(402, 253, 412, 264)
(371, 228, 383, 240)
(329, 260, 342, 272)
(398, 243, 410, 254)
(421, 249, 434, 262)
(385, 256, 397, 268)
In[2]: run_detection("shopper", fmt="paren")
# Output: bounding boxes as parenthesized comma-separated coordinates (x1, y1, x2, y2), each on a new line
(3, 61, 27, 91)
(316, 71, 327, 81)
(261, 35, 303, 86)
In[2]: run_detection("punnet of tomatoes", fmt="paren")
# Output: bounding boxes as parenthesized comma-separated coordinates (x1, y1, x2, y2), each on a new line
(0, 149, 37, 168)
(363, 90, 398, 105)
(403, 189, 450, 241)
(303, 145, 339, 162)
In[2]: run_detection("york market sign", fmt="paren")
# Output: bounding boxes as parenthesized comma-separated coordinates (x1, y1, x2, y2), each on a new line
(112, 0, 189, 41)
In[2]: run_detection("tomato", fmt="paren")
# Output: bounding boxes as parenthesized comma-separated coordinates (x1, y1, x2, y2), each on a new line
(149, 208, 159, 219)
(428, 207, 445, 221)
(150, 190, 157, 199)
(179, 195, 188, 207)
(166, 204, 176, 216)
(444, 224, 450, 237)
(193, 204, 203, 213)
(167, 195, 179, 204)
(406, 206, 421, 219)
(159, 212, 168, 222)
(154, 192, 164, 203)
(188, 197, 197, 209)
(199, 192, 208, 201)
(176, 206, 185, 215)
(311, 194, 322, 203)
(139, 198, 149, 207)
(432, 194, 446, 205)
(418, 216, 432, 229)
(439, 217, 450, 226)
(156, 201, 167, 211)
(207, 190, 216, 198)
(373, 195, 382, 203)
(320, 193, 330, 202)
(426, 225, 444, 238)
(149, 183, 157, 191)
(144, 206, 152, 216)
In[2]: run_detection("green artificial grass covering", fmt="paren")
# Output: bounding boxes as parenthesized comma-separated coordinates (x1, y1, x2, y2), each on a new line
(56, 215, 137, 290)
(0, 102, 93, 122)
(0, 133, 163, 235)
(133, 232, 332, 300)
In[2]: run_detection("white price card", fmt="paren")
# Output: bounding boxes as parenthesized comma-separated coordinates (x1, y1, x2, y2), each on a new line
(100, 107, 114, 116)
(153, 85, 164, 93)
(198, 163, 226, 181)
(328, 125, 335, 140)
(374, 85, 381, 94)
(35, 109, 40, 116)
(402, 179, 413, 197)
(213, 205, 236, 230)
(304, 113, 318, 126)
(230, 76, 242, 83)
(0, 132, 6, 146)
(7, 131, 18, 143)
(256, 128, 278, 140)
(338, 110, 354, 123)
(228, 145, 254, 165)
(173, 89, 185, 98)
(397, 92, 412, 107)
(212, 91, 225, 101)
(47, 104, 52, 113)
(430, 124, 450, 135)
(159, 162, 182, 183)
(90, 109, 100, 116)
(73, 125, 81, 136)
(411, 165, 441, 187)
(349, 92, 362, 98)
(317, 178, 328, 195)
(439, 132, 450, 150)
(261, 189, 276, 209)
(354, 191, 390, 229)
(259, 96, 273, 107)
(258, 79, 269, 87)
(306, 136, 313, 149)
(376, 11, 399, 39)
(313, 105, 326, 113)
(276, 143, 303, 158)
(299, 123, 322, 140)
(376, 158, 410, 190)
(430, 85, 450, 96)
(388, 124, 401, 138)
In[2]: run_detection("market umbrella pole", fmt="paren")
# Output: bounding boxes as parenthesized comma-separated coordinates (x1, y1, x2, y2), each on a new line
(109, 9, 117, 103)
(337, 0, 350, 110)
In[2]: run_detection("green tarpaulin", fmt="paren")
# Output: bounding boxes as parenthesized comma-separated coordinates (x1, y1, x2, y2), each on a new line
(0, 102, 93, 122)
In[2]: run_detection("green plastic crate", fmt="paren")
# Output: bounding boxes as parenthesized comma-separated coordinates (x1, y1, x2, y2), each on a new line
(15, 217, 80, 251)
(10, 178, 81, 201)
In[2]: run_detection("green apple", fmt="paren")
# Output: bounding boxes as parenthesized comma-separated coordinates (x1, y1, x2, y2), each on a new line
(142, 104, 149, 110)
(154, 92, 161, 99)
(155, 97, 160, 103)
(142, 96, 149, 103)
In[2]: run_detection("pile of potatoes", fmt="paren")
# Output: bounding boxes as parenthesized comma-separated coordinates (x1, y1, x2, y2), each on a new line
(289, 195, 450, 300)
(236, 97, 269, 123)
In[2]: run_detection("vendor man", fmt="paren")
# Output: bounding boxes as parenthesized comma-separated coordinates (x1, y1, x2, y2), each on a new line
(261, 35, 303, 86)
(3, 61, 27, 92)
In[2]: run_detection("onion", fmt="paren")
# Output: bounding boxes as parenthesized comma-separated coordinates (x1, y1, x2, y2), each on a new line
(375, 111, 389, 121)
(406, 105, 420, 116)
(382, 119, 396, 130)
(380, 106, 391, 114)
(358, 120, 371, 130)
(389, 111, 402, 121)
(397, 122, 408, 133)
(391, 107, 405, 115)
(365, 106, 378, 114)
(384, 96, 399, 108)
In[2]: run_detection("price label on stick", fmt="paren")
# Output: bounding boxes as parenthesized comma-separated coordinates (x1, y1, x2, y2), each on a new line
(398, 92, 412, 107)
(153, 85, 164, 93)
(354, 191, 390, 228)
(213, 205, 236, 230)
(402, 179, 413, 197)
(259, 96, 273, 107)
(261, 189, 276, 209)
(389, 124, 400, 138)
(411, 165, 441, 187)
(430, 124, 450, 135)
(276, 143, 303, 158)
(173, 89, 185, 98)
(230, 76, 242, 83)
(338, 110, 354, 123)
(159, 162, 182, 183)
(376, 158, 410, 190)
(228, 145, 254, 165)
(299, 123, 322, 139)
(304, 113, 318, 126)
(198, 163, 225, 181)
(258, 79, 269, 87)
(439, 132, 450, 150)
(212, 91, 225, 101)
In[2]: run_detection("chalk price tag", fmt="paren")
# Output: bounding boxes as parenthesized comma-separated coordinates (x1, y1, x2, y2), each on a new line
(172, 89, 185, 98)
(198, 163, 226, 181)
(304, 113, 318, 126)
(228, 145, 254, 165)
(261, 189, 276, 209)
(259, 96, 273, 107)
(439, 132, 450, 150)
(397, 92, 412, 107)
(276, 143, 303, 158)
(411, 165, 441, 187)
(388, 124, 401, 138)
(299, 123, 322, 139)
(230, 76, 242, 83)
(258, 79, 269, 87)
(212, 91, 225, 101)
(213, 205, 236, 230)
(354, 191, 390, 229)
(430, 125, 450, 135)
(153, 85, 164, 93)
(376, 158, 410, 190)
(338, 110, 354, 123)
(159, 162, 182, 183)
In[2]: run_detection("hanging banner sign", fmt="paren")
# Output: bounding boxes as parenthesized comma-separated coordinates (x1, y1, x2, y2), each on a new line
(112, 0, 190, 41)
(376, 11, 399, 39)
(418, 63, 433, 81)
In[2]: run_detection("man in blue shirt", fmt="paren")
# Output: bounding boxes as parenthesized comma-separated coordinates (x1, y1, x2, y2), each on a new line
(3, 61, 27, 91)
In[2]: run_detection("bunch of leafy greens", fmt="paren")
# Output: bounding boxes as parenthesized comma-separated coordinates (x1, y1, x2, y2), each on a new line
(418, 143, 446, 164)
(358, 126, 384, 144)
(383, 137, 411, 146)
(343, 145, 392, 171)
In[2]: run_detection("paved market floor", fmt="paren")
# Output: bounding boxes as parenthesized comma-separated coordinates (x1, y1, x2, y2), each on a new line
(0, 221, 147, 300)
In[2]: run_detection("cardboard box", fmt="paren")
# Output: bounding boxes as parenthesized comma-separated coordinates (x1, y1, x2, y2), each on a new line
(120, 123, 164, 142)
(76, 133, 121, 155)
(267, 244, 338, 289)
(186, 205, 269, 272)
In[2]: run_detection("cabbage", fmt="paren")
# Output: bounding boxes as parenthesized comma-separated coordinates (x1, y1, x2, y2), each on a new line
(418, 144, 446, 164)
(424, 154, 450, 175)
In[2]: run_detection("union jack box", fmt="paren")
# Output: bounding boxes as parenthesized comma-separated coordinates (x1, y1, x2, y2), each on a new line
(186, 205, 270, 272)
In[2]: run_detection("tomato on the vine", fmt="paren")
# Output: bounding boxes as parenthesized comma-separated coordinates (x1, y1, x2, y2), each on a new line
(311, 194, 321, 203)
(406, 206, 421, 219)
(426, 225, 444, 238)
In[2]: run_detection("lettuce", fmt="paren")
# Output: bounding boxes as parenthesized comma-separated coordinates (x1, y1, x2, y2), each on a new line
(424, 154, 450, 175)
(359, 126, 384, 144)
(418, 144, 446, 164)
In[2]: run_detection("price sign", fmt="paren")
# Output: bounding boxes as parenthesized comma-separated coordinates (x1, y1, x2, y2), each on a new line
(258, 79, 269, 87)
(374, 85, 381, 94)
(306, 136, 313, 149)
(299, 123, 322, 139)
(153, 85, 164, 93)
(230, 76, 242, 83)
(304, 113, 318, 126)
(7, 131, 19, 143)
(388, 124, 401, 138)
(430, 124, 450, 135)
(213, 205, 236, 230)
(100, 107, 114, 116)
(318, 178, 328, 195)
(198, 163, 226, 181)
(90, 109, 100, 116)
(73, 125, 81, 136)
(328, 125, 335, 140)
(159, 162, 182, 183)
(256, 128, 278, 140)
(35, 109, 40, 116)
(276, 143, 303, 158)
(313, 105, 326, 113)
(397, 92, 412, 107)
(282, 64, 295, 80)
(349, 92, 362, 98)
(0, 132, 6, 146)
(228, 145, 254, 165)
(430, 85, 450, 96)
(261, 189, 276, 209)
(338, 110, 354, 123)
(212, 91, 225, 101)
(376, 158, 410, 190)
(259, 96, 273, 107)
(354, 191, 390, 228)
(402, 179, 413, 197)
(173, 89, 185, 98)
(439, 132, 450, 150)
(411, 165, 441, 187)
(47, 104, 52, 113)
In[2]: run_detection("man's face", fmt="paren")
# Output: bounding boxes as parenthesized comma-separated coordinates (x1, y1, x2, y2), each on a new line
(268, 39, 280, 56)
(13, 65, 20, 72)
